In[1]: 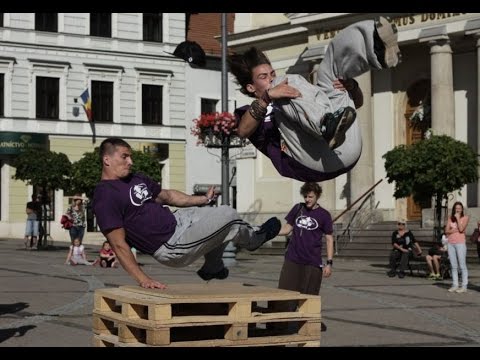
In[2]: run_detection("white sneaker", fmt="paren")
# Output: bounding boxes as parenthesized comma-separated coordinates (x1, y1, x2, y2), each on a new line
(455, 288, 467, 294)
(375, 16, 401, 68)
(447, 286, 458, 292)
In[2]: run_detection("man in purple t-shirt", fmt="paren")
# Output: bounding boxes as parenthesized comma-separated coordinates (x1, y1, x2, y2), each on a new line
(275, 182, 334, 331)
(92, 137, 281, 289)
(277, 182, 334, 294)
(229, 17, 401, 182)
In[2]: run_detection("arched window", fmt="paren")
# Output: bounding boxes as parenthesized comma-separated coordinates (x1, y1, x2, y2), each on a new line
(406, 78, 431, 133)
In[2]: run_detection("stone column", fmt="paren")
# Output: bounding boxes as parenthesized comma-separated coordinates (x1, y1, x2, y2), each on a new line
(429, 39, 455, 137)
(349, 71, 374, 203)
(465, 21, 480, 206)
(475, 34, 480, 205)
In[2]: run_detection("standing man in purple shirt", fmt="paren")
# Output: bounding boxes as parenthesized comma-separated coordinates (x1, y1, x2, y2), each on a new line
(277, 182, 334, 295)
(276, 182, 334, 331)
(92, 137, 281, 289)
(229, 16, 401, 182)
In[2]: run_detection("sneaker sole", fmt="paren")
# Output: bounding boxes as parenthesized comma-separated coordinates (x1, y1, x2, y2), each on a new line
(329, 107, 356, 150)
(376, 16, 401, 68)
(250, 218, 281, 251)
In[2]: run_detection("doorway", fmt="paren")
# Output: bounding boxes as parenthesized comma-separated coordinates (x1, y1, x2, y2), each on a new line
(405, 78, 431, 220)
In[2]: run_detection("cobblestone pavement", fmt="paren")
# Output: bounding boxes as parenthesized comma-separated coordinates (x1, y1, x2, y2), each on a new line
(1, 238, 479, 347)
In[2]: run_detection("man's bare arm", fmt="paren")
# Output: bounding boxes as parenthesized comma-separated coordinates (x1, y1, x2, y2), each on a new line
(325, 234, 334, 262)
(104, 227, 166, 289)
(278, 223, 293, 237)
(156, 187, 215, 208)
(237, 78, 301, 138)
(237, 99, 269, 138)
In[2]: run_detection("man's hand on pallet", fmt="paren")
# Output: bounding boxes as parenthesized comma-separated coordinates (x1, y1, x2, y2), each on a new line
(140, 277, 167, 289)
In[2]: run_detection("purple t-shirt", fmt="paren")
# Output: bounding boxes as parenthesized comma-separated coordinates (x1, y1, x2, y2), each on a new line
(92, 173, 177, 255)
(285, 203, 333, 267)
(235, 106, 356, 182)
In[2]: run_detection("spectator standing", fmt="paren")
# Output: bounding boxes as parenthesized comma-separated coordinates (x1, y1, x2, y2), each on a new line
(446, 201, 469, 293)
(469, 220, 480, 264)
(24, 194, 40, 250)
(276, 182, 333, 331)
(66, 194, 87, 244)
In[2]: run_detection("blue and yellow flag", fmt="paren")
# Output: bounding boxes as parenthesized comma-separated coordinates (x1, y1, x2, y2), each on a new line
(80, 89, 92, 122)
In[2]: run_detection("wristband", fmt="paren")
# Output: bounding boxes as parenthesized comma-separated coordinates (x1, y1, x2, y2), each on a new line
(326, 259, 333, 266)
(205, 195, 214, 205)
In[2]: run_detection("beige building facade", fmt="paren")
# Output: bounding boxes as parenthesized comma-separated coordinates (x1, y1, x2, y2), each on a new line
(0, 13, 188, 242)
(230, 13, 480, 230)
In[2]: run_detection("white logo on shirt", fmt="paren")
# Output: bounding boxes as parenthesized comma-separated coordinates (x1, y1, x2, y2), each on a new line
(129, 183, 152, 206)
(265, 104, 273, 122)
(295, 215, 319, 230)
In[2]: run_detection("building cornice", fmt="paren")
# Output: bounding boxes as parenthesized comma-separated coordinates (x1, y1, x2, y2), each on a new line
(226, 23, 307, 50)
(285, 13, 352, 25)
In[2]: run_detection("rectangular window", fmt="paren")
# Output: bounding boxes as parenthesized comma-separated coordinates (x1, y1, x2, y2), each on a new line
(143, 13, 162, 42)
(0, 74, 4, 117)
(0, 13, 3, 27)
(90, 13, 111, 37)
(201, 98, 219, 114)
(142, 84, 162, 125)
(92, 80, 113, 123)
(36, 76, 59, 119)
(35, 13, 58, 32)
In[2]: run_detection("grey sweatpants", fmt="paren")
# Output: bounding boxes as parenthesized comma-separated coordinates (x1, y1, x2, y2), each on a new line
(273, 20, 383, 174)
(153, 205, 265, 273)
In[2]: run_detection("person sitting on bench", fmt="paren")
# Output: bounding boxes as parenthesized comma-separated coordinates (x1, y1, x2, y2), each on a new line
(426, 230, 448, 280)
(387, 219, 422, 278)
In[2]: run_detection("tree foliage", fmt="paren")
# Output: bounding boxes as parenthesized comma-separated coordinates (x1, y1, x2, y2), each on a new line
(383, 135, 479, 203)
(70, 148, 163, 198)
(12, 149, 72, 191)
(70, 149, 102, 198)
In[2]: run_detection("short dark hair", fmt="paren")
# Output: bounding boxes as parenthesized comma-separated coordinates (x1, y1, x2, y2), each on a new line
(228, 47, 271, 97)
(99, 137, 132, 164)
(300, 182, 322, 198)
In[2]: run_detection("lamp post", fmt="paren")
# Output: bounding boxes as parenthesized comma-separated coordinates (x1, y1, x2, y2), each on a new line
(203, 14, 244, 259)
(221, 13, 229, 206)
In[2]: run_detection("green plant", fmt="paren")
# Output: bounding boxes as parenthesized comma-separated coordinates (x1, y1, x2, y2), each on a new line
(13, 149, 72, 191)
(13, 149, 72, 248)
(70, 149, 163, 199)
(383, 134, 479, 239)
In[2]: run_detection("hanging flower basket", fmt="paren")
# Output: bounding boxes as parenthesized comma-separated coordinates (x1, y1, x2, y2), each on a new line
(191, 112, 245, 148)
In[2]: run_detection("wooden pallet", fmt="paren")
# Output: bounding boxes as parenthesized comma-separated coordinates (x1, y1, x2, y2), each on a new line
(92, 282, 321, 347)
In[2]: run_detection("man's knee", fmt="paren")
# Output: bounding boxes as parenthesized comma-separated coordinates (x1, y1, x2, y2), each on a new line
(217, 205, 239, 222)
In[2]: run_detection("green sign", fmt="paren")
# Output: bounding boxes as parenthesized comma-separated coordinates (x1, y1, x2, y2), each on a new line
(0, 132, 48, 155)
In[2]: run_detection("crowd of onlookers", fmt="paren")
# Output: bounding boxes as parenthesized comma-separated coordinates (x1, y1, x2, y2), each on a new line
(387, 201, 480, 294)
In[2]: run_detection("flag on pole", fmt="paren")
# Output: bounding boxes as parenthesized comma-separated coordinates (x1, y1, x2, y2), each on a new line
(80, 89, 93, 122)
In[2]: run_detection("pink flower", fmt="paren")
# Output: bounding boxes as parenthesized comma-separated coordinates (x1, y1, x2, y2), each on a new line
(191, 112, 239, 146)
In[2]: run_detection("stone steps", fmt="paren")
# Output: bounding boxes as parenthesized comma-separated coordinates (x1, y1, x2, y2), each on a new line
(244, 221, 479, 263)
